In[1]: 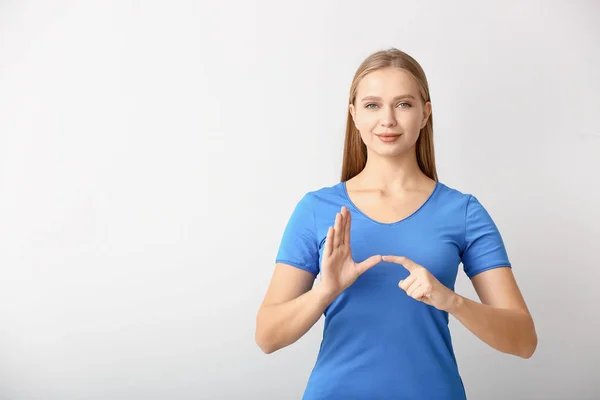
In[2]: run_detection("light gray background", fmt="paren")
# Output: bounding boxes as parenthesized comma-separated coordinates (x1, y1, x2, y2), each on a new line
(0, 1, 598, 399)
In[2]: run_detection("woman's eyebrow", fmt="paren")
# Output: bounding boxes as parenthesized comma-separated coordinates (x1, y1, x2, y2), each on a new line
(360, 94, 416, 102)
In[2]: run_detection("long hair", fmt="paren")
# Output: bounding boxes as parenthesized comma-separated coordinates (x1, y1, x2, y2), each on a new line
(340, 48, 438, 182)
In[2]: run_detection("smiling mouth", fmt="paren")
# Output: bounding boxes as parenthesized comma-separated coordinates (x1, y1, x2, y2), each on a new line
(376, 134, 402, 143)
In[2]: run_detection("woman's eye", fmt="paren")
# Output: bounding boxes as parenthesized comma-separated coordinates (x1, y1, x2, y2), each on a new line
(364, 103, 410, 109)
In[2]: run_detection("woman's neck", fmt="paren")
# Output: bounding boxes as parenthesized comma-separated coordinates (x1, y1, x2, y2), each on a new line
(352, 150, 431, 193)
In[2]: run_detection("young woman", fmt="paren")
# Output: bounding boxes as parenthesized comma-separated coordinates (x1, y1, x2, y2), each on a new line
(255, 48, 537, 399)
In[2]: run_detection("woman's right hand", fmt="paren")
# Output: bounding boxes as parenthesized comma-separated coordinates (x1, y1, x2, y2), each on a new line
(318, 206, 383, 297)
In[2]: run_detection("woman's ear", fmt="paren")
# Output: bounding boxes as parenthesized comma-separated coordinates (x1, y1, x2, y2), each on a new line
(421, 102, 432, 128)
(349, 103, 356, 123)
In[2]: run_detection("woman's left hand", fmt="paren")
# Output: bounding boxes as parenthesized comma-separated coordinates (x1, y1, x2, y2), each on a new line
(382, 255, 458, 312)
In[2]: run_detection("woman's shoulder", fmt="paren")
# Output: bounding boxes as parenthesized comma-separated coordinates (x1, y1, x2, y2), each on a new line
(435, 180, 472, 199)
(301, 181, 346, 200)
(282, 182, 346, 213)
(430, 181, 481, 215)
(435, 181, 497, 218)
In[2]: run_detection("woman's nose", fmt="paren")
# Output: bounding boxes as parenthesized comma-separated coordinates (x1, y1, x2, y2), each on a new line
(380, 111, 397, 127)
(381, 108, 396, 127)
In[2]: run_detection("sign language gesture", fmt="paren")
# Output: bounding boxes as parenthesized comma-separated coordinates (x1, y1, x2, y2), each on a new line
(320, 206, 383, 296)
(381, 256, 458, 312)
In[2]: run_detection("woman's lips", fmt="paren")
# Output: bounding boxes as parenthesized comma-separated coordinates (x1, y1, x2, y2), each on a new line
(376, 134, 401, 142)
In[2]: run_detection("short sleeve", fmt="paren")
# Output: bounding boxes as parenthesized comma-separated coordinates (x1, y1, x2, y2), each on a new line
(461, 195, 512, 279)
(275, 193, 320, 276)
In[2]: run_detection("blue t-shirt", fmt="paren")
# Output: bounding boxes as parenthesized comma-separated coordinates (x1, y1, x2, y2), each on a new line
(275, 180, 511, 400)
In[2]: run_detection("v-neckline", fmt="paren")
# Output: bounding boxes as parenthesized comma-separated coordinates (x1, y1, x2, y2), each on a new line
(341, 180, 440, 226)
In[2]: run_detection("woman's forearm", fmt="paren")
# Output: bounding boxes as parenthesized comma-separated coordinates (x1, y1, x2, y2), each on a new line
(448, 294, 538, 358)
(255, 283, 336, 354)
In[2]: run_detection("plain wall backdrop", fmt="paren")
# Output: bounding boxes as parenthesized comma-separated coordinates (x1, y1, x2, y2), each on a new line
(0, 0, 599, 399)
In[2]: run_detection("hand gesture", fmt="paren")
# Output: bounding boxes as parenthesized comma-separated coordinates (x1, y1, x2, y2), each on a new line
(320, 206, 382, 296)
(382, 256, 458, 311)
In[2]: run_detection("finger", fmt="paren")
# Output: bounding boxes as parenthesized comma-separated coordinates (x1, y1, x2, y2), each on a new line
(343, 207, 351, 246)
(324, 226, 334, 257)
(356, 255, 383, 275)
(382, 255, 418, 272)
(332, 213, 342, 249)
(406, 281, 422, 298)
(398, 274, 417, 292)
(338, 208, 346, 245)
(410, 285, 429, 300)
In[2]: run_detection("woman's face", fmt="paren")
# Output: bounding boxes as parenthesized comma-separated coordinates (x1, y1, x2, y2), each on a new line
(349, 67, 431, 157)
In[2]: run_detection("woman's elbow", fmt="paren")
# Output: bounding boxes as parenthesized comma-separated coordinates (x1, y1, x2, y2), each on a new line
(255, 316, 279, 354)
(519, 319, 538, 359)
(255, 330, 277, 354)
(521, 334, 538, 359)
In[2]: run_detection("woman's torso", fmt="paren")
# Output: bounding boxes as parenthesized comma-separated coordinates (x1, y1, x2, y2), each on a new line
(301, 180, 469, 400)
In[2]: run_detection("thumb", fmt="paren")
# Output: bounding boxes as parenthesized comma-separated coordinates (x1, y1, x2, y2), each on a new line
(356, 255, 383, 275)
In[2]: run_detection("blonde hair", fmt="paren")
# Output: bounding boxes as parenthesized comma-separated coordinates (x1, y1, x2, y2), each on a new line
(340, 48, 438, 182)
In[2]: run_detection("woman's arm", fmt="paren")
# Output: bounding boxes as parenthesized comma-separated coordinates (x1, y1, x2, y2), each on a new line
(255, 263, 336, 354)
(383, 256, 537, 359)
(447, 266, 538, 359)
